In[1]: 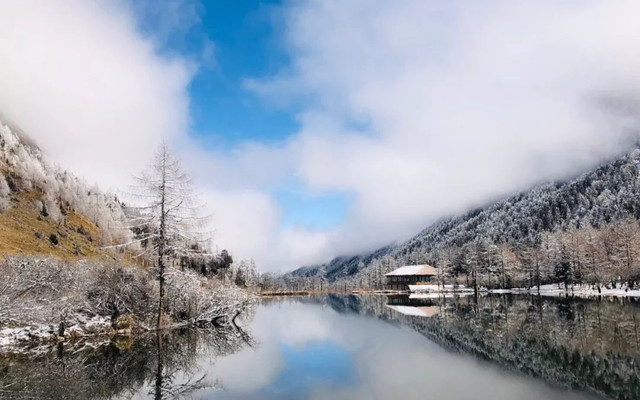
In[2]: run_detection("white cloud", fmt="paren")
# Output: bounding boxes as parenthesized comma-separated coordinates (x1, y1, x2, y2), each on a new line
(0, 0, 192, 189)
(237, 0, 640, 268)
(3, 0, 640, 272)
(197, 185, 334, 271)
(201, 188, 281, 262)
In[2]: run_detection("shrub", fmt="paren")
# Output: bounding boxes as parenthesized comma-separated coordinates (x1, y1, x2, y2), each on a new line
(0, 257, 255, 334)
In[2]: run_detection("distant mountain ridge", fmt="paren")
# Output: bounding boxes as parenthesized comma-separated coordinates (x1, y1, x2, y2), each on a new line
(291, 147, 640, 281)
(292, 245, 395, 281)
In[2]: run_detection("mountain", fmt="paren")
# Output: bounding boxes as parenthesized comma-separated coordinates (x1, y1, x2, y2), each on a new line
(0, 119, 133, 260)
(291, 147, 640, 281)
(291, 245, 395, 281)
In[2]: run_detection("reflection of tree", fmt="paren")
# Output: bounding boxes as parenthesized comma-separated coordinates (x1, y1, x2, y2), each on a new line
(151, 322, 255, 400)
(154, 372, 216, 400)
(0, 315, 256, 400)
(327, 294, 640, 400)
(153, 331, 214, 400)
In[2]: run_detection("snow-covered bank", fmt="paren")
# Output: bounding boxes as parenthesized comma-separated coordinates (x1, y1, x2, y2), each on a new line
(406, 282, 640, 298)
(0, 257, 256, 353)
(0, 316, 113, 353)
(409, 284, 473, 293)
(409, 292, 473, 300)
(490, 284, 640, 298)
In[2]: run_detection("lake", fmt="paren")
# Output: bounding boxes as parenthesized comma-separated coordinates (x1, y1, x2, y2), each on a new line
(1, 294, 639, 399)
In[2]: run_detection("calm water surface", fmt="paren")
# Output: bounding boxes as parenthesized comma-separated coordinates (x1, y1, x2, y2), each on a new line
(2, 294, 640, 400)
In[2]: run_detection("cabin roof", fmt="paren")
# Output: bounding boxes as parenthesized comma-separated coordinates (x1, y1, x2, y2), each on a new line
(385, 264, 437, 276)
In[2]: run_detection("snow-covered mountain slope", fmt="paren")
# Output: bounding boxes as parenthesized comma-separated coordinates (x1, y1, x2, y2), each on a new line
(292, 147, 640, 281)
(0, 119, 133, 259)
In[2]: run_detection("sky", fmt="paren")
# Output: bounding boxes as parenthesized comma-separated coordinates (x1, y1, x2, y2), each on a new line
(1, 0, 640, 271)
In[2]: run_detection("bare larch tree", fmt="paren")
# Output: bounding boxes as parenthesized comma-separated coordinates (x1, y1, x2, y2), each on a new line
(130, 142, 208, 329)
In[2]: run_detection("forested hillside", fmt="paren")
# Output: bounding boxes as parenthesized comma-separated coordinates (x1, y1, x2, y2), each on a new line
(290, 245, 394, 281)
(397, 148, 640, 258)
(286, 147, 640, 289)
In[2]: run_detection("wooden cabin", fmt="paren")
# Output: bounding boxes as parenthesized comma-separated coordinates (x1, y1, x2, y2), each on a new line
(385, 264, 437, 291)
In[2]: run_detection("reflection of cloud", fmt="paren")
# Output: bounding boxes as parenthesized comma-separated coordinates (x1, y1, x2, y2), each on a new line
(270, 304, 335, 347)
(199, 343, 285, 394)
(305, 307, 597, 400)
(256, 342, 355, 399)
(195, 302, 337, 396)
(195, 299, 601, 400)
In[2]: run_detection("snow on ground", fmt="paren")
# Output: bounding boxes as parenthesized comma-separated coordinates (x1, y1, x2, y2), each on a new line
(409, 292, 472, 299)
(0, 316, 112, 354)
(0, 325, 54, 350)
(409, 284, 472, 293)
(408, 283, 640, 298)
(498, 284, 640, 298)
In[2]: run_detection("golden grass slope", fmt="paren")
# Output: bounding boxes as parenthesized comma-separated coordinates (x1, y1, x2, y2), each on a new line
(0, 191, 117, 262)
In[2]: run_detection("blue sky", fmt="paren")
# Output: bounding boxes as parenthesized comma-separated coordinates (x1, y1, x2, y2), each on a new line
(4, 0, 635, 270)
(186, 1, 298, 146)
(133, 0, 350, 231)
(134, 0, 298, 145)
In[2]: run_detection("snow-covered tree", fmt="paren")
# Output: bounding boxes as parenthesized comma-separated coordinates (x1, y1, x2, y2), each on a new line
(129, 142, 208, 328)
(610, 218, 640, 288)
(0, 121, 134, 246)
(0, 173, 10, 212)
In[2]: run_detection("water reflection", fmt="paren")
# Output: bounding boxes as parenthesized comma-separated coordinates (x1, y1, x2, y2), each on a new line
(334, 293, 640, 400)
(0, 320, 256, 400)
(2, 295, 639, 400)
(385, 294, 444, 317)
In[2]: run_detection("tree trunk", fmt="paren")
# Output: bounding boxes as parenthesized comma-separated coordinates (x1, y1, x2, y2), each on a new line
(157, 256, 165, 329)
(156, 151, 167, 330)
(154, 332, 164, 400)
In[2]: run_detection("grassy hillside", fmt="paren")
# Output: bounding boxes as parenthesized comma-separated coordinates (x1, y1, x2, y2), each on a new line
(0, 120, 137, 263)
(0, 190, 118, 262)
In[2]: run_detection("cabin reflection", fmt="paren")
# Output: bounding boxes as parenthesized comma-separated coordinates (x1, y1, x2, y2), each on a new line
(385, 295, 441, 318)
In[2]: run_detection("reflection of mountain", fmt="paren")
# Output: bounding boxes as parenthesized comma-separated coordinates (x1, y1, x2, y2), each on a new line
(327, 294, 640, 400)
(325, 293, 372, 315)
